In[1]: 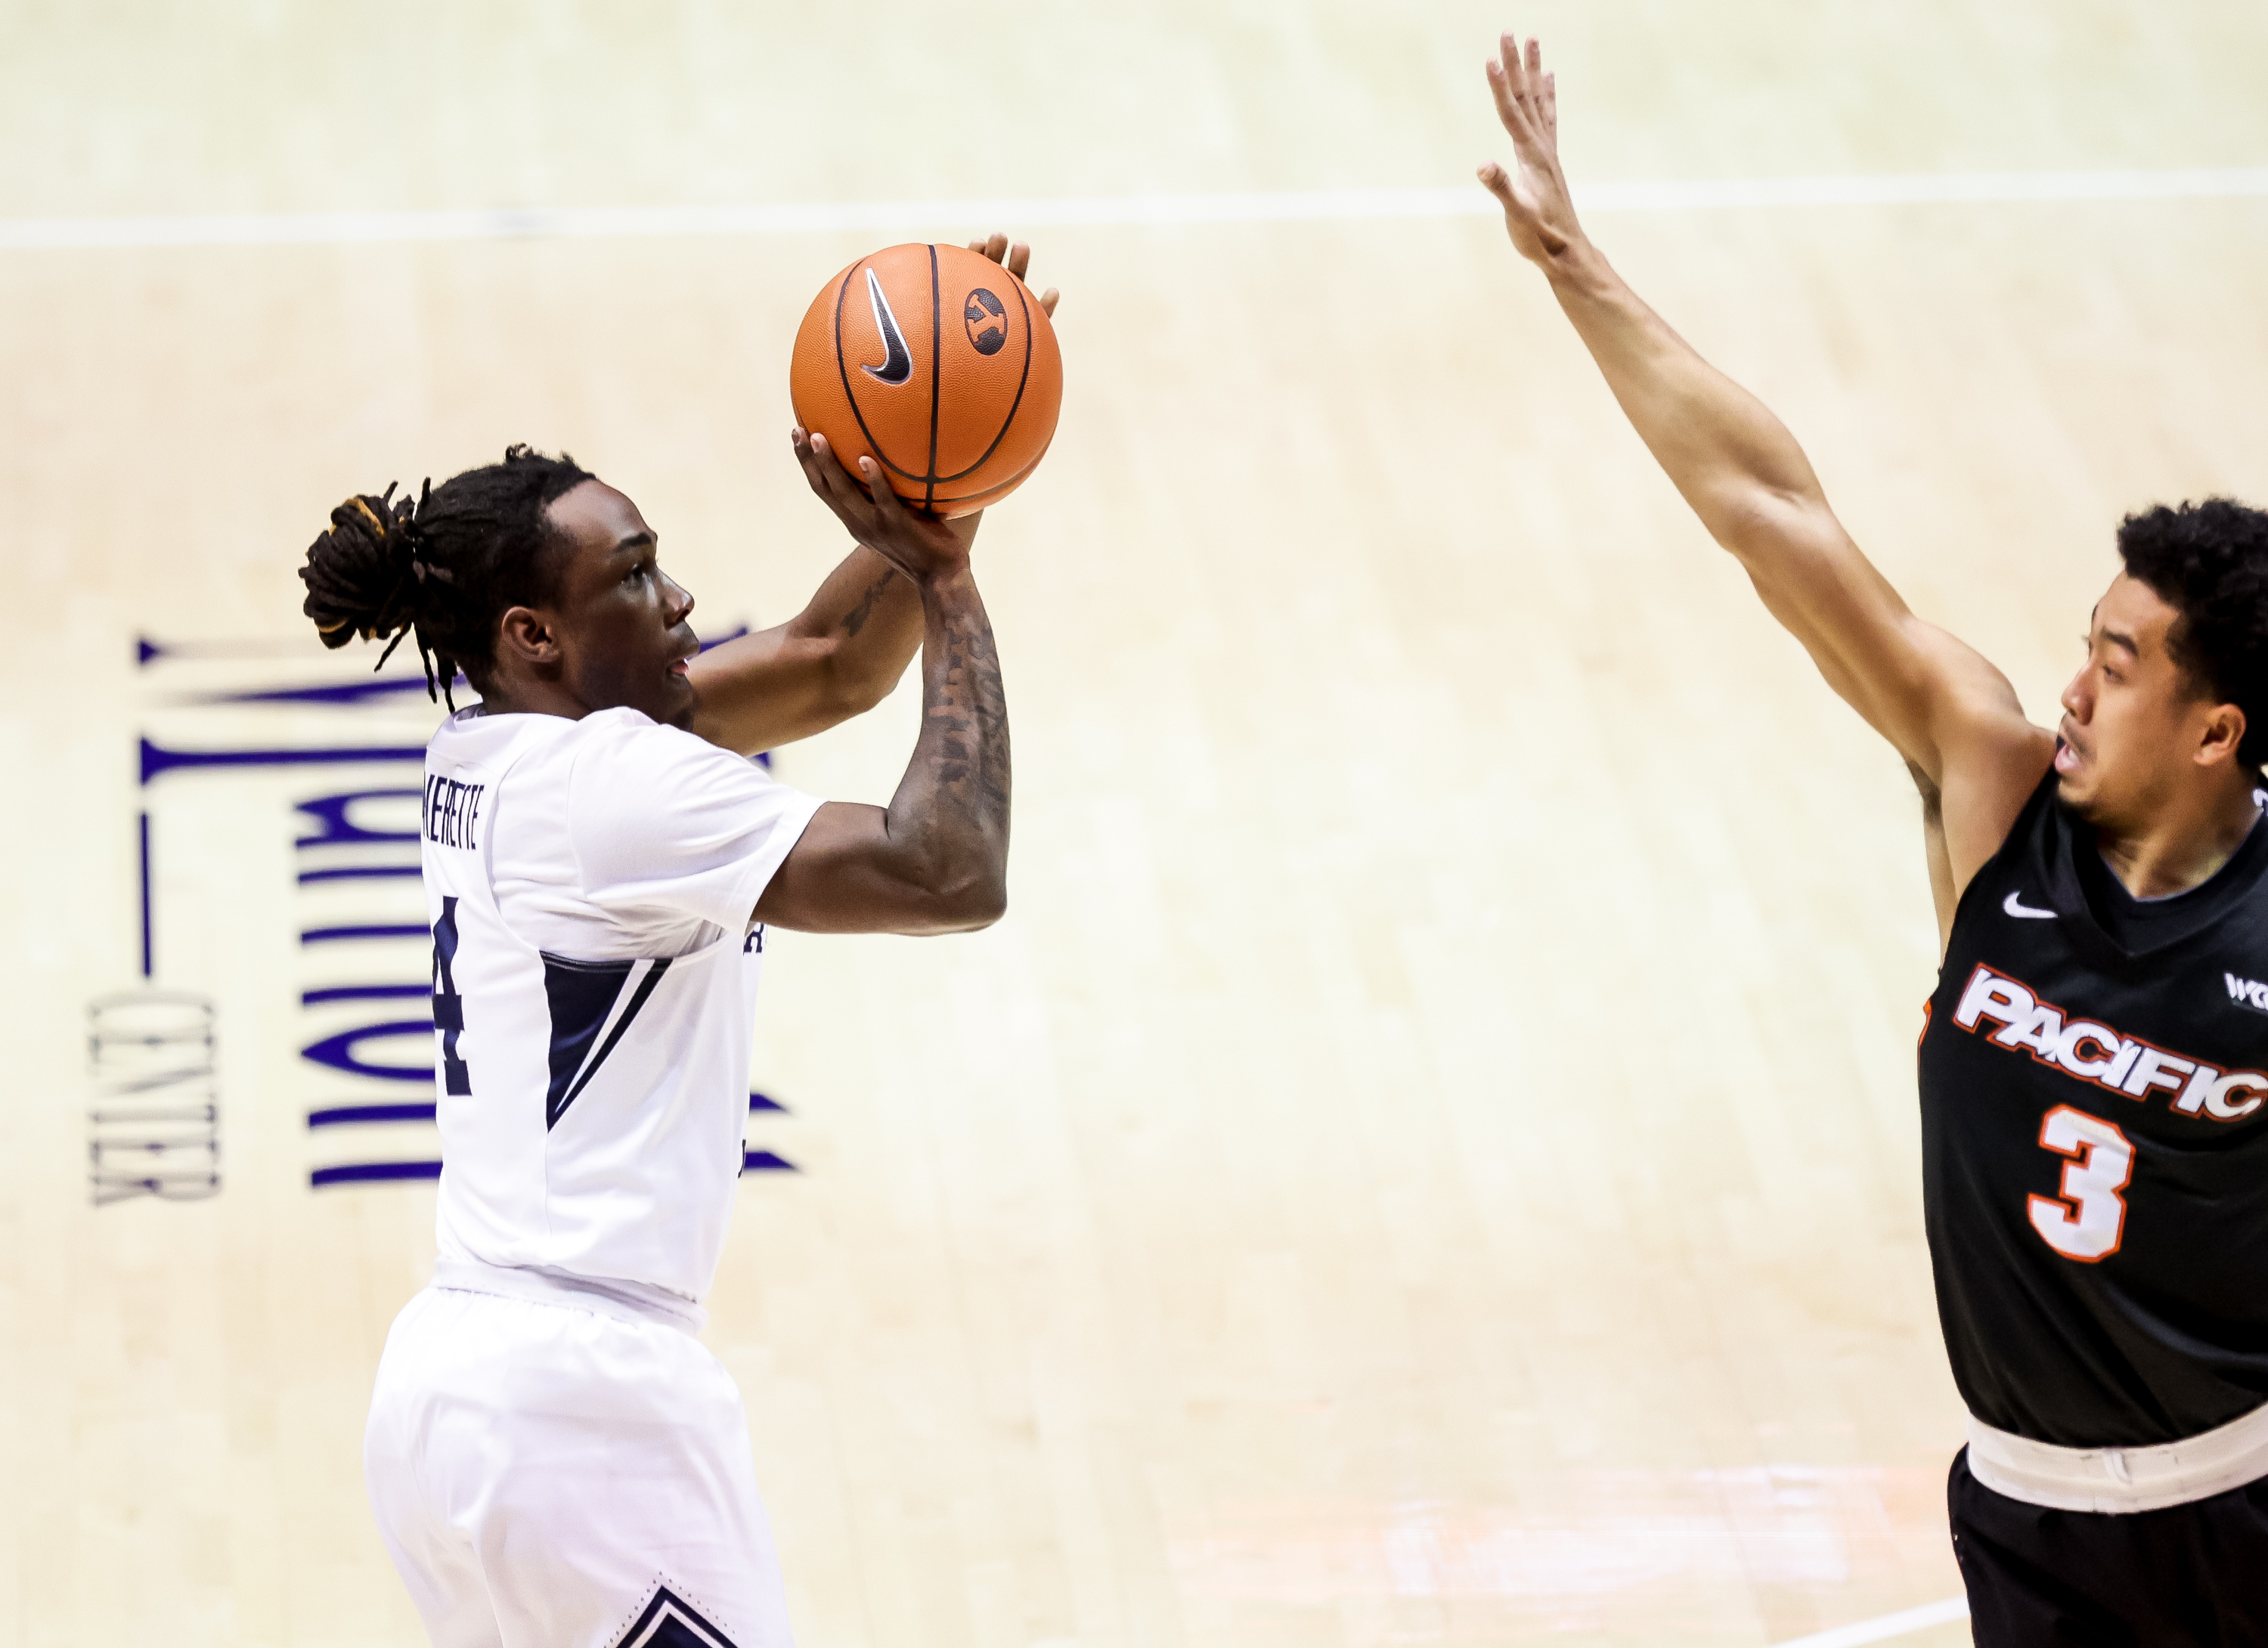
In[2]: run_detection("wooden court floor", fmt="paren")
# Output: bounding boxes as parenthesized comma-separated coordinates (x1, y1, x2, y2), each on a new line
(5, 2, 2266, 1643)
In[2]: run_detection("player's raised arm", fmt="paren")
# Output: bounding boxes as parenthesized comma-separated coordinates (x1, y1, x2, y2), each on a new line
(753, 441, 1010, 934)
(687, 522, 924, 757)
(1477, 33, 2052, 894)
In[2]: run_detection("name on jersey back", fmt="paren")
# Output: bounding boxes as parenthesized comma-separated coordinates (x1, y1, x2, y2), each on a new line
(423, 776, 487, 850)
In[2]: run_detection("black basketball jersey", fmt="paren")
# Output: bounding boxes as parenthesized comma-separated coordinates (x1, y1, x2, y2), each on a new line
(1919, 771, 2268, 1448)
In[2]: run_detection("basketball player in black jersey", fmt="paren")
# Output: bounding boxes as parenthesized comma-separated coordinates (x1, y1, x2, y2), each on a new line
(1476, 33, 2268, 1643)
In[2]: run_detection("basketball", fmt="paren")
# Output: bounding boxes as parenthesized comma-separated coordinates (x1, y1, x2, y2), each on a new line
(789, 242, 1063, 517)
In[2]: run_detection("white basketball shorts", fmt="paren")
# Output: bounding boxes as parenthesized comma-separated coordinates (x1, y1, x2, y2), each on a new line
(364, 1271, 794, 1648)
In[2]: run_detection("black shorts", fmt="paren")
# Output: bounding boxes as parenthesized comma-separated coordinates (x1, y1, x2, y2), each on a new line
(1950, 1448, 2268, 1645)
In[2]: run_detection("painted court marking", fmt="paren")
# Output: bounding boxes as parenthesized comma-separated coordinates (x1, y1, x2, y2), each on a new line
(1776, 1595, 1970, 1648)
(1, 167, 2263, 249)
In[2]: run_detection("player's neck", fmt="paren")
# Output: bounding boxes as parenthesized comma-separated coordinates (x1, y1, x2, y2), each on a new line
(472, 671, 592, 722)
(2093, 773, 2262, 901)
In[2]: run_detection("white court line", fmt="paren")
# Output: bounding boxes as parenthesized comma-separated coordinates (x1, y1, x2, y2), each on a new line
(1774, 1595, 1971, 1648)
(0, 168, 2264, 249)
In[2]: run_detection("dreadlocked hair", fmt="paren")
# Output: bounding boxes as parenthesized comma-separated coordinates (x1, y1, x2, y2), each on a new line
(2117, 497, 2268, 770)
(298, 444, 596, 708)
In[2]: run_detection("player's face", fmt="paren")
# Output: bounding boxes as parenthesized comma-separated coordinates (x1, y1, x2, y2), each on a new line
(2055, 572, 2214, 826)
(540, 481, 701, 730)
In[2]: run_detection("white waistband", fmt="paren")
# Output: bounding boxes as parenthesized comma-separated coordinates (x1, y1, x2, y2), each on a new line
(431, 1256, 707, 1335)
(1966, 1401, 2268, 1513)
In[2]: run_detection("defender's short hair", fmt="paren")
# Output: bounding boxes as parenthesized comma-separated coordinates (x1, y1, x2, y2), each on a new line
(2117, 497, 2268, 769)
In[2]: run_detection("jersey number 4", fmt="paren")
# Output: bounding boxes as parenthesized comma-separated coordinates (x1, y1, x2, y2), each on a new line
(2027, 1104, 2132, 1262)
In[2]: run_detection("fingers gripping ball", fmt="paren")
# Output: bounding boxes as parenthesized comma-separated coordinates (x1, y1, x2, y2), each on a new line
(790, 243, 1063, 518)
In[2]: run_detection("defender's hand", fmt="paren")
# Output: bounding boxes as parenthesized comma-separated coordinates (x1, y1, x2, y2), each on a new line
(792, 429, 971, 585)
(1477, 33, 1583, 267)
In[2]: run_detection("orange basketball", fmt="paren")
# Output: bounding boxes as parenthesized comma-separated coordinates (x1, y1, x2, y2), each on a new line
(789, 243, 1063, 518)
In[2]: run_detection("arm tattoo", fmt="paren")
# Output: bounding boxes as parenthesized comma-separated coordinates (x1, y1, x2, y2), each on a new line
(839, 570, 897, 638)
(888, 572, 1010, 900)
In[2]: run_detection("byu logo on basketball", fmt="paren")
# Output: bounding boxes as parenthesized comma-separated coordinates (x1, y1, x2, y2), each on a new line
(964, 287, 1009, 356)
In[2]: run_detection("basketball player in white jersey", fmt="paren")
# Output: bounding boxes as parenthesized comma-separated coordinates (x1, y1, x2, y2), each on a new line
(296, 241, 1056, 1648)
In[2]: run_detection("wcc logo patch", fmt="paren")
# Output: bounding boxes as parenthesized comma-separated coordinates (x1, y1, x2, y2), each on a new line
(614, 1582, 739, 1648)
(2226, 973, 2268, 1016)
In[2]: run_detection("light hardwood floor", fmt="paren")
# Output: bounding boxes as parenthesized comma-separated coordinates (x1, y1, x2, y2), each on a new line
(4, 2, 2266, 1643)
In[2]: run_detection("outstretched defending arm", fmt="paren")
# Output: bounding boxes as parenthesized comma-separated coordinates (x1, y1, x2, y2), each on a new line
(752, 443, 1011, 935)
(1476, 33, 2051, 901)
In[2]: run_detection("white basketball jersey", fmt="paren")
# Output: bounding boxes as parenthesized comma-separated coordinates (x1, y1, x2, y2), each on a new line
(419, 705, 823, 1308)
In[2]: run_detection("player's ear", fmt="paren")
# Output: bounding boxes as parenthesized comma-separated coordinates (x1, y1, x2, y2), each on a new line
(495, 605, 563, 670)
(2195, 700, 2247, 769)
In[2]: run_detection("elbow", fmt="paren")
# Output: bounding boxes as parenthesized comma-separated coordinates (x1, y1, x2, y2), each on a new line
(912, 861, 1006, 934)
(969, 878, 1009, 928)
(1710, 481, 1827, 557)
(934, 874, 1007, 932)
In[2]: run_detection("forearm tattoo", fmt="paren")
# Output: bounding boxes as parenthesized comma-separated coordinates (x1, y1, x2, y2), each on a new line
(933, 612, 1009, 820)
(895, 577, 1010, 877)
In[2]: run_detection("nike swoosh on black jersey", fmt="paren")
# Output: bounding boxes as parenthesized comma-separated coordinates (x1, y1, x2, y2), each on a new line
(860, 268, 914, 386)
(2003, 891, 2058, 920)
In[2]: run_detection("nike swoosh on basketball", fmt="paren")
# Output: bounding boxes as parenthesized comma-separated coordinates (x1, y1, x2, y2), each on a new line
(2003, 891, 2057, 920)
(860, 268, 913, 386)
